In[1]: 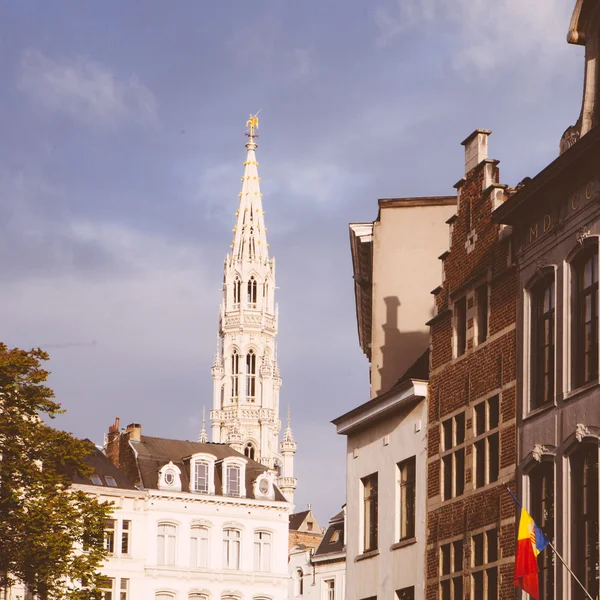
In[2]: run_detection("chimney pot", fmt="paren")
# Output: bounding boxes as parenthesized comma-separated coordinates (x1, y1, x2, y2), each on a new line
(126, 423, 142, 442)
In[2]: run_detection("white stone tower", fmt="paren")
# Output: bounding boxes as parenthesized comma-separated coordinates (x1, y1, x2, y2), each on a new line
(210, 113, 296, 504)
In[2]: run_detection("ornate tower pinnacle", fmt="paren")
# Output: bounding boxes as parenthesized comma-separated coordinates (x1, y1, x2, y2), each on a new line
(198, 407, 208, 443)
(210, 114, 295, 501)
(279, 404, 297, 504)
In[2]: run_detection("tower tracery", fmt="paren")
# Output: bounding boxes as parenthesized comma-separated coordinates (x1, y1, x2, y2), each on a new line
(210, 113, 296, 503)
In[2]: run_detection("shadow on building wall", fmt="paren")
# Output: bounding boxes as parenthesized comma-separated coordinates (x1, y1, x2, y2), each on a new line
(376, 296, 430, 397)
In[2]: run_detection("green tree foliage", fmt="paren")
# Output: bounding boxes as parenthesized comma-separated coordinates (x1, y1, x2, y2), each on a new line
(0, 343, 112, 599)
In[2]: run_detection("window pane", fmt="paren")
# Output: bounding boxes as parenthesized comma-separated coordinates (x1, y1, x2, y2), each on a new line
(455, 413, 465, 444)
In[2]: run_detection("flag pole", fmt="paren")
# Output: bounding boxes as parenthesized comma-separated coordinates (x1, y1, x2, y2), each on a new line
(547, 541, 594, 600)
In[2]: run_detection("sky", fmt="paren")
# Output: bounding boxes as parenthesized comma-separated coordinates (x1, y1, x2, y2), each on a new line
(0, 0, 586, 525)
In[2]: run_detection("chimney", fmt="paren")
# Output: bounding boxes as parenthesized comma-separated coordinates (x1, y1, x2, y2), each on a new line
(105, 417, 121, 466)
(126, 423, 142, 442)
(461, 129, 491, 174)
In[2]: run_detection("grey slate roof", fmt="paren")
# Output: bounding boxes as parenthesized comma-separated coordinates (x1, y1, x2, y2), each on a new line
(67, 443, 137, 490)
(289, 510, 310, 531)
(132, 435, 287, 501)
(314, 509, 345, 557)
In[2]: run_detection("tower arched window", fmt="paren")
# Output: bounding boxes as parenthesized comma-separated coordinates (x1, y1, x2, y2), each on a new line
(248, 276, 257, 307)
(233, 277, 241, 306)
(246, 350, 256, 400)
(244, 442, 256, 461)
(231, 350, 240, 400)
(295, 568, 304, 596)
(249, 229, 256, 259)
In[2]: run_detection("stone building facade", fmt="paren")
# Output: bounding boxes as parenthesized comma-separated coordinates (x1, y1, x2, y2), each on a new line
(493, 3, 600, 595)
(426, 131, 517, 600)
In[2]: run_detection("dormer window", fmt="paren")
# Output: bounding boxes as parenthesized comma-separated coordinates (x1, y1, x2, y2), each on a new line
(190, 454, 215, 495)
(194, 461, 209, 494)
(158, 461, 182, 492)
(227, 465, 240, 496)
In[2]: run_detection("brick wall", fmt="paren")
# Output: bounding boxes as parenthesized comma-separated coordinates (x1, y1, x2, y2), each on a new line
(426, 136, 517, 599)
(288, 530, 324, 551)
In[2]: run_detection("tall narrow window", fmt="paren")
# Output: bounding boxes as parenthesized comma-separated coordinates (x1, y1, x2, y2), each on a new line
(121, 520, 131, 555)
(223, 528, 241, 569)
(571, 445, 599, 600)
(531, 462, 554, 600)
(471, 529, 498, 600)
(104, 519, 116, 554)
(244, 443, 255, 460)
(295, 568, 304, 596)
(194, 461, 209, 494)
(455, 297, 467, 356)
(574, 250, 599, 387)
(157, 523, 177, 566)
(253, 531, 272, 571)
(441, 413, 465, 500)
(99, 577, 114, 600)
(226, 464, 241, 496)
(325, 579, 335, 600)
(440, 540, 463, 600)
(246, 350, 256, 400)
(233, 277, 241, 306)
(476, 284, 488, 344)
(398, 456, 416, 540)
(248, 276, 257, 306)
(231, 350, 240, 400)
(362, 472, 378, 552)
(473, 396, 500, 488)
(119, 579, 129, 600)
(532, 277, 555, 407)
(190, 525, 209, 568)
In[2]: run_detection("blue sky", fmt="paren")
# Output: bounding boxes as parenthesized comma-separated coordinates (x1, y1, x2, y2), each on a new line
(1, 0, 584, 524)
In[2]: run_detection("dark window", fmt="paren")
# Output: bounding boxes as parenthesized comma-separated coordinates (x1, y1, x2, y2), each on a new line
(233, 277, 241, 305)
(574, 250, 599, 387)
(476, 284, 489, 344)
(244, 443, 255, 460)
(572, 445, 599, 600)
(440, 540, 463, 600)
(531, 462, 554, 600)
(396, 588, 414, 600)
(398, 457, 416, 540)
(473, 397, 500, 488)
(104, 519, 116, 554)
(441, 413, 465, 500)
(121, 520, 130, 555)
(455, 297, 467, 356)
(471, 529, 498, 600)
(246, 350, 256, 400)
(532, 276, 555, 407)
(247, 276, 257, 306)
(362, 473, 378, 552)
(231, 351, 240, 398)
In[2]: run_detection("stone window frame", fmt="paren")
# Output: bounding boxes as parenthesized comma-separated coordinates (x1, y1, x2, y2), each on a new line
(469, 525, 499, 600)
(360, 471, 379, 554)
(440, 411, 466, 500)
(472, 395, 500, 489)
(439, 536, 464, 600)
(189, 453, 216, 495)
(396, 455, 416, 542)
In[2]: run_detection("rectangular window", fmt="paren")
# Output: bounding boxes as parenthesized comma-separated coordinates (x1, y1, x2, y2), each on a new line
(104, 519, 116, 554)
(455, 297, 467, 356)
(324, 579, 335, 600)
(573, 250, 599, 388)
(157, 523, 177, 566)
(395, 588, 414, 600)
(119, 579, 129, 600)
(121, 520, 130, 555)
(362, 472, 378, 552)
(571, 445, 599, 600)
(471, 528, 498, 600)
(531, 277, 555, 407)
(99, 577, 114, 600)
(195, 462, 209, 493)
(223, 528, 241, 569)
(476, 284, 488, 344)
(398, 457, 416, 540)
(190, 525, 209, 568)
(226, 465, 240, 496)
(473, 396, 500, 489)
(253, 531, 272, 572)
(531, 462, 554, 600)
(441, 413, 465, 500)
(440, 540, 463, 600)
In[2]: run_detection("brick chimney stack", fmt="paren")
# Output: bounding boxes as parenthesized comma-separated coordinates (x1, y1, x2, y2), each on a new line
(105, 416, 121, 466)
(462, 129, 491, 174)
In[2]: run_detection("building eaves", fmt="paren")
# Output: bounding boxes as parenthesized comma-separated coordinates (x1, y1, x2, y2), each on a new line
(377, 195, 456, 209)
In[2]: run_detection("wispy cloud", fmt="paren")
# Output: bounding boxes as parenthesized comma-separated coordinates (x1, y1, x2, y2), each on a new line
(374, 0, 574, 79)
(18, 49, 158, 131)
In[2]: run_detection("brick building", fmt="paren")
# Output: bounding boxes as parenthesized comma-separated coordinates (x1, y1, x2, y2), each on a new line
(426, 130, 518, 600)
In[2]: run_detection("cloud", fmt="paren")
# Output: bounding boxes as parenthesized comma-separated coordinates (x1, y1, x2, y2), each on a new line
(374, 0, 574, 78)
(18, 49, 158, 130)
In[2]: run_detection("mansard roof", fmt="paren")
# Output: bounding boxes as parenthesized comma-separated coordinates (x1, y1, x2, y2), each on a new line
(67, 443, 137, 491)
(313, 509, 345, 559)
(133, 435, 287, 501)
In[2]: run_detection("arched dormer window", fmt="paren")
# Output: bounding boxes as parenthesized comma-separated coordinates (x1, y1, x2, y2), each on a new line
(233, 276, 241, 306)
(231, 350, 240, 400)
(246, 350, 257, 401)
(190, 453, 216, 495)
(223, 457, 247, 498)
(244, 442, 256, 460)
(158, 462, 182, 492)
(248, 276, 257, 307)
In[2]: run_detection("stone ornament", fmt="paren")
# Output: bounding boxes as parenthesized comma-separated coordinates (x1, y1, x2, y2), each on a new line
(575, 423, 591, 442)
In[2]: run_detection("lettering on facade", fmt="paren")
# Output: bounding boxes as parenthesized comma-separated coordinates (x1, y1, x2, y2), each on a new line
(524, 178, 599, 247)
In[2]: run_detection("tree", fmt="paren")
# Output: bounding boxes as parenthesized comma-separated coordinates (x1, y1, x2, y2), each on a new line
(0, 342, 112, 599)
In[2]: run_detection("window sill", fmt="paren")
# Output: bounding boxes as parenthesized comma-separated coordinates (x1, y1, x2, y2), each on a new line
(563, 380, 599, 404)
(355, 549, 379, 562)
(391, 537, 417, 551)
(523, 400, 556, 422)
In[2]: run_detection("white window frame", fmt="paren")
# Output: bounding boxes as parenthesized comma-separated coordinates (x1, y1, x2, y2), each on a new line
(190, 453, 215, 495)
(223, 527, 241, 569)
(158, 461, 182, 492)
(190, 524, 210, 568)
(222, 457, 247, 497)
(157, 522, 178, 566)
(253, 530, 272, 572)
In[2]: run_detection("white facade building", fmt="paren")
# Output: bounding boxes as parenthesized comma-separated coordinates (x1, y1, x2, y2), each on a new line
(98, 420, 292, 600)
(210, 114, 296, 504)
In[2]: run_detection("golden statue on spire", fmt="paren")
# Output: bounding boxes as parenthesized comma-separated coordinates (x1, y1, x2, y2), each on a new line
(246, 109, 261, 137)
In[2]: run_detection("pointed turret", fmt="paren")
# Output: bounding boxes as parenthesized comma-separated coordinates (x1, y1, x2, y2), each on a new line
(279, 405, 297, 504)
(198, 407, 208, 443)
